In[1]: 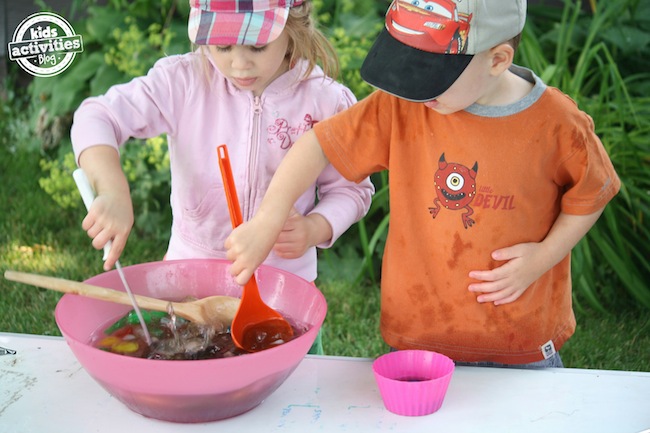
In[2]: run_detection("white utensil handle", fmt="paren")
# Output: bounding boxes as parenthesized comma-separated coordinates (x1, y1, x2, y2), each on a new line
(72, 168, 112, 260)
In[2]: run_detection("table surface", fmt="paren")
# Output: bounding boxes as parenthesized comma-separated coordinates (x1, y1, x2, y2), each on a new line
(1, 332, 649, 433)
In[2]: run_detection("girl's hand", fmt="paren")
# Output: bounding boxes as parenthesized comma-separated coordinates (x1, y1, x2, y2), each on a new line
(78, 145, 133, 271)
(81, 191, 133, 271)
(468, 242, 551, 305)
(272, 208, 332, 259)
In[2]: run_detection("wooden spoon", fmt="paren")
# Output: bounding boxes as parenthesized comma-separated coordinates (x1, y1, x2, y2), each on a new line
(217, 144, 294, 352)
(4, 270, 240, 327)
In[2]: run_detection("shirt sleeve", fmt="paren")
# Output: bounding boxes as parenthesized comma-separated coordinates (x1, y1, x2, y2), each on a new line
(313, 90, 393, 183)
(70, 55, 194, 164)
(553, 93, 621, 215)
(308, 85, 375, 248)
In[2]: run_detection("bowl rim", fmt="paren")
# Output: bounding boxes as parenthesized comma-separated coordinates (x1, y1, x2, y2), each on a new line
(54, 258, 327, 366)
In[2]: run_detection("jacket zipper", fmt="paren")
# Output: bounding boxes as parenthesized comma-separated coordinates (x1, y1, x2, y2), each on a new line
(246, 96, 263, 221)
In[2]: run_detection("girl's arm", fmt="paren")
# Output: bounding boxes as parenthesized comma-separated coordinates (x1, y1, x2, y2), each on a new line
(71, 57, 186, 269)
(468, 209, 604, 305)
(78, 145, 134, 271)
(272, 168, 374, 259)
(271, 210, 333, 259)
(225, 129, 329, 284)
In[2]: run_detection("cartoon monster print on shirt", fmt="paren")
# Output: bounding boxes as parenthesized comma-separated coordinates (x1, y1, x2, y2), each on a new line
(429, 153, 478, 229)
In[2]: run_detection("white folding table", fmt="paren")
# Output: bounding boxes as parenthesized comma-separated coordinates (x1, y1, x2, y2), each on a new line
(1, 332, 648, 432)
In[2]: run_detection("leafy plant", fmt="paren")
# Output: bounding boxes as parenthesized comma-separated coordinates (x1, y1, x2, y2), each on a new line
(33, 0, 186, 236)
(39, 136, 172, 239)
(28, 0, 650, 312)
(1, 124, 648, 369)
(25, 0, 189, 154)
(121, 136, 172, 239)
(315, 0, 385, 99)
(323, 0, 650, 312)
(0, 74, 39, 152)
(38, 152, 80, 209)
(314, 0, 389, 283)
(517, 0, 650, 311)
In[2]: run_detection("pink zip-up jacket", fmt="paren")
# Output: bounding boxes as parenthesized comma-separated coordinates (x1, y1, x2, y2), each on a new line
(71, 51, 374, 281)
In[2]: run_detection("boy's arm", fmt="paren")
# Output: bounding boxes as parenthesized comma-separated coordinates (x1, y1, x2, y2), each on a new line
(468, 209, 604, 305)
(225, 129, 330, 285)
(78, 145, 134, 271)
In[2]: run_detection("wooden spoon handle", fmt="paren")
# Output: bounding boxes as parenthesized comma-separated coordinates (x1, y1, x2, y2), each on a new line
(4, 270, 171, 313)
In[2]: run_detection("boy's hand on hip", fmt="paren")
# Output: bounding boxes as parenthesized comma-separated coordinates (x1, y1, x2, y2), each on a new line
(467, 242, 551, 305)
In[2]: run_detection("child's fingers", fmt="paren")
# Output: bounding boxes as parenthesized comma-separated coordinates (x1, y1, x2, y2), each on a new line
(475, 285, 521, 304)
(81, 214, 94, 231)
(469, 278, 508, 295)
(468, 269, 498, 282)
(230, 265, 253, 286)
(493, 291, 524, 305)
(491, 245, 521, 261)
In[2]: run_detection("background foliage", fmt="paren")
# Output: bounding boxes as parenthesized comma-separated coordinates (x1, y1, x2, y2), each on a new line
(516, 0, 650, 313)
(19, 0, 650, 311)
(1, 0, 648, 368)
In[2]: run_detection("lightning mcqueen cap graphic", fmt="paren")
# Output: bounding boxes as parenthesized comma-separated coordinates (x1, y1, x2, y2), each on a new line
(360, 0, 526, 102)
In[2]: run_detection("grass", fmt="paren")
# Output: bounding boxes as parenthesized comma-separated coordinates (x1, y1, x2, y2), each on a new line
(0, 145, 168, 335)
(1, 145, 648, 371)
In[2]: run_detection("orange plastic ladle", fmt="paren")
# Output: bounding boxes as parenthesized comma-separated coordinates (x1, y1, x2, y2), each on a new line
(217, 144, 294, 352)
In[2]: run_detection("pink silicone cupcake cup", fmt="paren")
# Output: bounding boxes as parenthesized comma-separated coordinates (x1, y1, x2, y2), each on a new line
(372, 350, 455, 416)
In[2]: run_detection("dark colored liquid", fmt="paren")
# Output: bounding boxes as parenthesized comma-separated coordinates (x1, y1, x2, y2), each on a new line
(241, 319, 295, 352)
(396, 376, 430, 382)
(91, 309, 306, 360)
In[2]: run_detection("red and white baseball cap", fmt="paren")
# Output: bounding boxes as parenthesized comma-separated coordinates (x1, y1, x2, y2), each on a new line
(361, 0, 527, 102)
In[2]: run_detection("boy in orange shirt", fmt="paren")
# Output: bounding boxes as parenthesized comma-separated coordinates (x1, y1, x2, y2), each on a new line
(224, 0, 620, 367)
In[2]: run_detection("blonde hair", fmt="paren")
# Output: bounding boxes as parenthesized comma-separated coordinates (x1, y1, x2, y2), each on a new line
(283, 1, 340, 80)
(193, 1, 339, 82)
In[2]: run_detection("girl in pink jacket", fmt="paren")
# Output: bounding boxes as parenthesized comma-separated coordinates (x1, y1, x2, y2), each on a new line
(71, 0, 374, 287)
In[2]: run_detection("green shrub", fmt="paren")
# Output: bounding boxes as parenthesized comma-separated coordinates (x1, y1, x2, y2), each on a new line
(517, 0, 650, 311)
(39, 136, 172, 239)
(33, 0, 185, 237)
(30, 0, 650, 312)
(327, 0, 650, 312)
(26, 0, 189, 153)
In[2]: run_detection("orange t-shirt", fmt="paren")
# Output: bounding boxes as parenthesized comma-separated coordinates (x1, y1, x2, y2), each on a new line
(313, 78, 620, 363)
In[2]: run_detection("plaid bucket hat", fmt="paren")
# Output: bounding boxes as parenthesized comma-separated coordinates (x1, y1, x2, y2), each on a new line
(188, 0, 304, 46)
(360, 0, 526, 102)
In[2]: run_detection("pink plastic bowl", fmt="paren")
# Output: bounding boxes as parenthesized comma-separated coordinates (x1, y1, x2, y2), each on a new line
(54, 259, 326, 423)
(372, 350, 454, 416)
